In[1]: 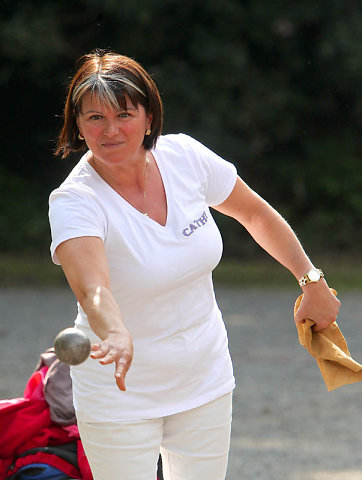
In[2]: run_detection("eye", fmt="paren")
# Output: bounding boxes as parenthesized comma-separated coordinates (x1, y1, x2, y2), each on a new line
(89, 114, 103, 120)
(118, 112, 131, 118)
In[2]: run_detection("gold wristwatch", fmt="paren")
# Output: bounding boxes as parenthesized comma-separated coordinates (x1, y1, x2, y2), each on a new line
(298, 268, 324, 287)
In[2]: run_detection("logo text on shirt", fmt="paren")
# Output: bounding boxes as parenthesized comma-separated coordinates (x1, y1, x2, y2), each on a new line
(182, 211, 208, 237)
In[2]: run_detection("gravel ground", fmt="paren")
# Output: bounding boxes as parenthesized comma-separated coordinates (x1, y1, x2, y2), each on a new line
(1, 286, 362, 480)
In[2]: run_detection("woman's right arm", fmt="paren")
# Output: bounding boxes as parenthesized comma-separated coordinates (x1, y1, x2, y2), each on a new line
(55, 236, 133, 391)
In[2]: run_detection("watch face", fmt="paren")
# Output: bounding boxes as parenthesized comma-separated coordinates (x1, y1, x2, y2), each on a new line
(309, 269, 320, 282)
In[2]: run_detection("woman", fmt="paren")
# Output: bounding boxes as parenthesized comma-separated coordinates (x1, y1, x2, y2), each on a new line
(49, 50, 340, 480)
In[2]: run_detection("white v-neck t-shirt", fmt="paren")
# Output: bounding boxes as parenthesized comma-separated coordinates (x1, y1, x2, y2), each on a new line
(49, 133, 237, 422)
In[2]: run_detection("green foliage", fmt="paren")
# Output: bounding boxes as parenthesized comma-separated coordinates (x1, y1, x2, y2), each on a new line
(0, 254, 66, 287)
(0, 169, 51, 253)
(1, 0, 362, 256)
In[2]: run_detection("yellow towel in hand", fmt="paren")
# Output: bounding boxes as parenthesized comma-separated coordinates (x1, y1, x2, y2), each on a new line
(294, 290, 362, 391)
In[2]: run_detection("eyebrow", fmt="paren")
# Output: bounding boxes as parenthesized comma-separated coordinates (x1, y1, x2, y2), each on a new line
(81, 110, 102, 115)
(81, 106, 137, 115)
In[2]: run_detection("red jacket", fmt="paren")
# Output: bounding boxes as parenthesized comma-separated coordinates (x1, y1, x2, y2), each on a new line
(0, 367, 92, 480)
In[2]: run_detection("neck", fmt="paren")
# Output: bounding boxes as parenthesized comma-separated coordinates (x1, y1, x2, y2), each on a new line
(89, 152, 152, 216)
(89, 151, 149, 190)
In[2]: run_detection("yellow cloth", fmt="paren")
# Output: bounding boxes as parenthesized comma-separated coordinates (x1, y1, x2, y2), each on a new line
(294, 290, 362, 391)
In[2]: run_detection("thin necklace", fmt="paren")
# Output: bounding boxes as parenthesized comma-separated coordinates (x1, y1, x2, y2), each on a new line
(143, 153, 150, 217)
(89, 153, 151, 217)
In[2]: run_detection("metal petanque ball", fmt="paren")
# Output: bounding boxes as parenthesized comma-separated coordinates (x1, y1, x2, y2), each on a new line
(54, 327, 91, 365)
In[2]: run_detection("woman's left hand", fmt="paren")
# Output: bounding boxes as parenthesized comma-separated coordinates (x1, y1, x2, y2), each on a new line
(294, 280, 341, 332)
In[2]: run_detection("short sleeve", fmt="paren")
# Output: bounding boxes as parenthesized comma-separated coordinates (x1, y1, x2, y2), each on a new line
(180, 134, 237, 206)
(49, 188, 107, 265)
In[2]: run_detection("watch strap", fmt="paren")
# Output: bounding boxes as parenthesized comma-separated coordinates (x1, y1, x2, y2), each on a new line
(299, 268, 324, 287)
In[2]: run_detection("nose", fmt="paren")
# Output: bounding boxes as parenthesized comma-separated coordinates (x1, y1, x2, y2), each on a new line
(104, 119, 119, 137)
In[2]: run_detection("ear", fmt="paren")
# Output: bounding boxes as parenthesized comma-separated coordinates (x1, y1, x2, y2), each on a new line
(76, 117, 83, 138)
(146, 113, 153, 130)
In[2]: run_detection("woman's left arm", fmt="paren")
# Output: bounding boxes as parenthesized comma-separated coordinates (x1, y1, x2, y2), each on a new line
(213, 176, 340, 331)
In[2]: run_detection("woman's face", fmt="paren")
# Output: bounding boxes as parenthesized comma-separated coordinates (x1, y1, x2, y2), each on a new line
(76, 92, 152, 167)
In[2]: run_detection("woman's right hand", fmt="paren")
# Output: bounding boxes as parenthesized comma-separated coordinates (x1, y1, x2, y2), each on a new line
(90, 331, 134, 391)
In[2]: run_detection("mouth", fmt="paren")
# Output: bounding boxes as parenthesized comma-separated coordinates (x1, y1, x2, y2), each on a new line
(101, 142, 124, 148)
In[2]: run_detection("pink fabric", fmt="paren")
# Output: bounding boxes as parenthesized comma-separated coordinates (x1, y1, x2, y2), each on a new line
(23, 367, 48, 401)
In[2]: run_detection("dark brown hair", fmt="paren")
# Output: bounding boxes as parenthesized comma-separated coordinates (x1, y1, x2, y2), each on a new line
(55, 49, 163, 158)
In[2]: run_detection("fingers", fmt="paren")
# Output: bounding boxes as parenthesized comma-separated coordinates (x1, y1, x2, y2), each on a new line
(90, 342, 121, 364)
(312, 317, 336, 332)
(294, 286, 341, 332)
(294, 310, 306, 325)
(90, 342, 112, 362)
(90, 337, 133, 392)
(294, 297, 310, 325)
(90, 343, 101, 352)
(114, 359, 131, 391)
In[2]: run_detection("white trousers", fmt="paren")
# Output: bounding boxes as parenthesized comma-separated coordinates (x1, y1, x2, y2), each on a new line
(78, 392, 232, 480)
